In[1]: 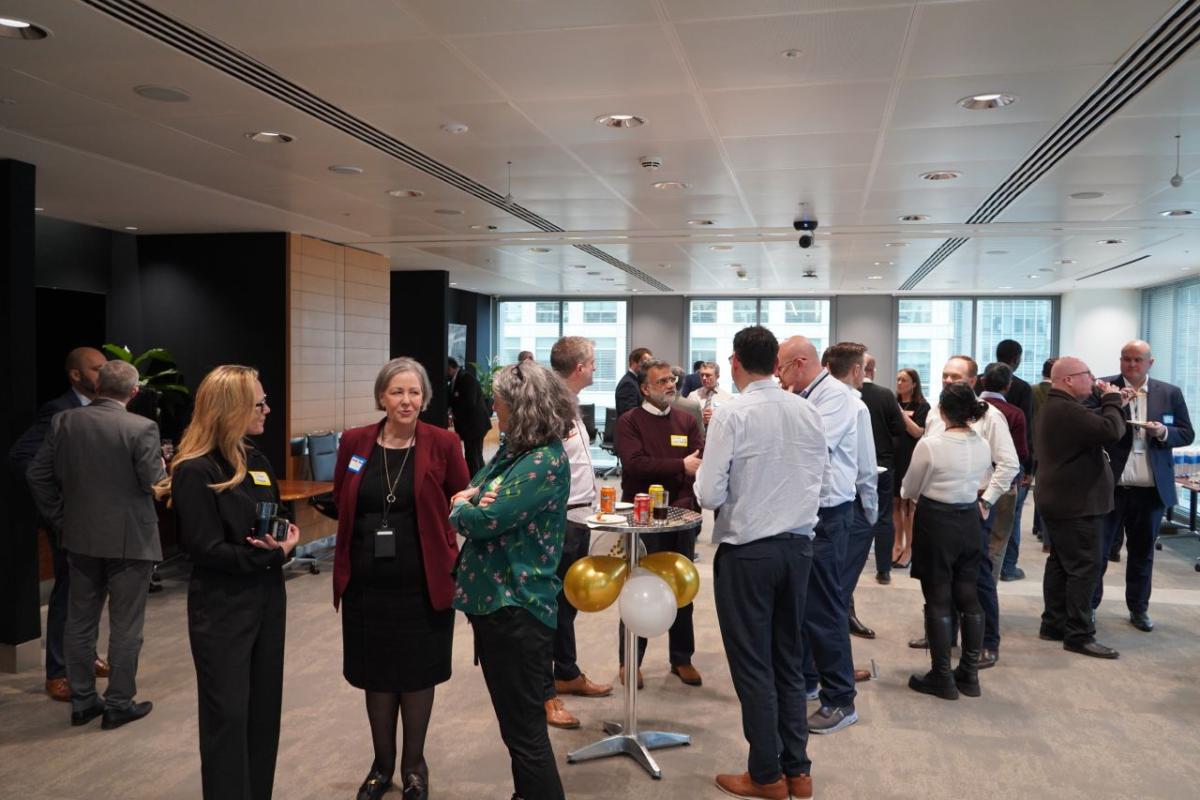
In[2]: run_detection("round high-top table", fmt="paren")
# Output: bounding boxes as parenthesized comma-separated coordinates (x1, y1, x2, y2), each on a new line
(564, 505, 702, 780)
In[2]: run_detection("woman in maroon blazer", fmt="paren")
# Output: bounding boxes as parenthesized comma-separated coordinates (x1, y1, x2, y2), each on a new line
(331, 357, 470, 800)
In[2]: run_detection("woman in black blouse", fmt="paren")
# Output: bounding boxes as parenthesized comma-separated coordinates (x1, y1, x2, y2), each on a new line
(892, 368, 930, 569)
(166, 365, 299, 800)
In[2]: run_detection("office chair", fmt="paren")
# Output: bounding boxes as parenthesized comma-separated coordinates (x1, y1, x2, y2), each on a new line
(579, 403, 597, 443)
(596, 406, 620, 478)
(289, 431, 339, 574)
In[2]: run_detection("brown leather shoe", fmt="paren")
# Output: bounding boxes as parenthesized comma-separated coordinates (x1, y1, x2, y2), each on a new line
(555, 673, 613, 697)
(787, 774, 814, 800)
(618, 666, 644, 690)
(854, 669, 872, 683)
(671, 663, 703, 686)
(94, 658, 111, 679)
(45, 677, 70, 702)
(544, 698, 580, 730)
(714, 772, 787, 799)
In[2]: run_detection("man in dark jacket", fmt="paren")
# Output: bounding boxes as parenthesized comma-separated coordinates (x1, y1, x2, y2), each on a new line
(1034, 357, 1126, 659)
(446, 358, 492, 476)
(995, 340, 1034, 582)
(614, 347, 653, 420)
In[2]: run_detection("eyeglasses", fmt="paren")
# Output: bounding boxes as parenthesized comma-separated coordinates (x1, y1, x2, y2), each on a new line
(1064, 370, 1093, 379)
(255, 396, 268, 410)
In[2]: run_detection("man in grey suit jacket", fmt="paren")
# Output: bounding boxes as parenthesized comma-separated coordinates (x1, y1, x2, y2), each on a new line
(27, 360, 166, 729)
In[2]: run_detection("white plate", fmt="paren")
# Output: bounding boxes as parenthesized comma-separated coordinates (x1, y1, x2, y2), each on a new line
(587, 513, 626, 525)
(613, 501, 634, 510)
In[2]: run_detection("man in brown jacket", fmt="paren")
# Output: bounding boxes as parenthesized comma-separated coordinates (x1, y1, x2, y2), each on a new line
(1034, 357, 1127, 658)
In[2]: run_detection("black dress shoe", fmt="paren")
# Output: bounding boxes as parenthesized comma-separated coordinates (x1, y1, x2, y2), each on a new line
(101, 700, 153, 730)
(1130, 611, 1154, 632)
(356, 769, 393, 800)
(976, 649, 998, 669)
(908, 636, 929, 649)
(70, 701, 104, 727)
(848, 614, 876, 639)
(876, 571, 891, 585)
(1064, 640, 1119, 659)
(401, 772, 428, 800)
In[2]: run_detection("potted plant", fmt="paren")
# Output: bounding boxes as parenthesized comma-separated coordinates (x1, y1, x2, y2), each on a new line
(469, 356, 503, 415)
(102, 345, 191, 434)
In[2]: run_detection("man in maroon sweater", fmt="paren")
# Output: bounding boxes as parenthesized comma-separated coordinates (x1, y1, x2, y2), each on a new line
(615, 359, 704, 687)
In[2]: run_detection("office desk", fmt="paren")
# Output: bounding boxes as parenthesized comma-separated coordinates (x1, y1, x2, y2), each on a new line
(278, 479, 334, 502)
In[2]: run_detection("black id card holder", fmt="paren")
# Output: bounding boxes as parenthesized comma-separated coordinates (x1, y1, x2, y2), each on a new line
(374, 527, 396, 558)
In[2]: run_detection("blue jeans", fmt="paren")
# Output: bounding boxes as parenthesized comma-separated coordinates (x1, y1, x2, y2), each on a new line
(978, 503, 1001, 651)
(844, 470, 895, 597)
(1002, 483, 1028, 578)
(802, 502, 856, 708)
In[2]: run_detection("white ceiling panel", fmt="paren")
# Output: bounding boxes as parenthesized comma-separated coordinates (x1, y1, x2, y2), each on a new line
(723, 130, 879, 170)
(663, 0, 917, 22)
(706, 81, 890, 137)
(879, 122, 1052, 165)
(402, 0, 656, 36)
(518, 93, 711, 145)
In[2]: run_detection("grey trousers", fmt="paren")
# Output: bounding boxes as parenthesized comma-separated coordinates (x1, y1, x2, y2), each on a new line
(66, 553, 154, 713)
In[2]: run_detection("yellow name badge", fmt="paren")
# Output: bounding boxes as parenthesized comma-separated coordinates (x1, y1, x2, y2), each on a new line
(670, 434, 688, 448)
(249, 471, 271, 486)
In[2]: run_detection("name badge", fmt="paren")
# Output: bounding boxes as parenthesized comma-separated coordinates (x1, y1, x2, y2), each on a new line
(347, 455, 367, 473)
(249, 470, 271, 486)
(1163, 414, 1174, 426)
(670, 434, 688, 447)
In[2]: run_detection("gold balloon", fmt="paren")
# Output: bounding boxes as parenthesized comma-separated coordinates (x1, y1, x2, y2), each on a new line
(564, 556, 629, 612)
(639, 551, 701, 608)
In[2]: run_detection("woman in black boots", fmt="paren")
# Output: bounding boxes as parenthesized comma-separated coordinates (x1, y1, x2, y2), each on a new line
(899, 382, 991, 700)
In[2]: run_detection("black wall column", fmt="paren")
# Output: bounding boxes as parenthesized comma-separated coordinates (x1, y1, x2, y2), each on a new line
(392, 270, 450, 426)
(0, 159, 40, 671)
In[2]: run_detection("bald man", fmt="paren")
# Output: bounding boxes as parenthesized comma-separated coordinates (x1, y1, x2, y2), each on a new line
(8, 347, 111, 701)
(1034, 357, 1126, 658)
(1088, 340, 1193, 633)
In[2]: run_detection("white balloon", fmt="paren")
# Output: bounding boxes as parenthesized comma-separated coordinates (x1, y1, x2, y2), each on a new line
(618, 574, 677, 638)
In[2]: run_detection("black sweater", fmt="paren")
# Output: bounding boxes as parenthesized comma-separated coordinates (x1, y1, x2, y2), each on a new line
(1033, 389, 1125, 519)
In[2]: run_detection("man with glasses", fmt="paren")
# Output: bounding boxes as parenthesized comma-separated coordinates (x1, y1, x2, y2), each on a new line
(1035, 357, 1127, 658)
(694, 361, 734, 431)
(1089, 340, 1194, 633)
(614, 358, 704, 687)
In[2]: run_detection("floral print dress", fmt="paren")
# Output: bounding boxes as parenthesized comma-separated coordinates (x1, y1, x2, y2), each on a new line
(450, 440, 569, 628)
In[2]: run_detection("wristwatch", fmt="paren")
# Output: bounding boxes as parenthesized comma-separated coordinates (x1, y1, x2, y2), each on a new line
(979, 498, 993, 511)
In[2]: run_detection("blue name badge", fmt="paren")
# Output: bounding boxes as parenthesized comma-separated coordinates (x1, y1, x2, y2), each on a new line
(347, 455, 367, 474)
(1163, 414, 1174, 426)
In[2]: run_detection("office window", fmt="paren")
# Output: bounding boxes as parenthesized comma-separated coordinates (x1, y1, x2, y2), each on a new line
(535, 337, 557, 363)
(732, 300, 757, 324)
(783, 300, 824, 324)
(761, 299, 830, 358)
(688, 299, 832, 389)
(583, 301, 617, 324)
(691, 300, 717, 324)
(503, 303, 525, 324)
(1143, 278, 1200, 447)
(496, 301, 563, 367)
(690, 337, 717, 365)
(535, 301, 560, 324)
(896, 299, 973, 389)
(590, 336, 618, 393)
(500, 337, 522, 366)
(975, 299, 1054, 383)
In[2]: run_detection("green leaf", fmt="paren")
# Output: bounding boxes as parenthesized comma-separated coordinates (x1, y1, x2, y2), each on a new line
(157, 383, 191, 396)
(102, 344, 133, 362)
(144, 368, 182, 383)
(133, 347, 176, 368)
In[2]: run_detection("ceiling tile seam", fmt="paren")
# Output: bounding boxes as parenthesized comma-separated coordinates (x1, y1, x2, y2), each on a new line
(651, 0, 782, 288)
(80, 0, 672, 292)
(900, 0, 1200, 289)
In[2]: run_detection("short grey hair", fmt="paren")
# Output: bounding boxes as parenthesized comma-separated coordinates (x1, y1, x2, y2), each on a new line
(374, 357, 433, 411)
(493, 362, 575, 453)
(636, 358, 672, 388)
(96, 360, 139, 399)
(702, 360, 720, 377)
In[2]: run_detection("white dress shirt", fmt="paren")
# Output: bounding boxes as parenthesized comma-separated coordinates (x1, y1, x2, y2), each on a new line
(802, 371, 875, 515)
(924, 401, 1020, 506)
(850, 387, 880, 524)
(901, 430, 992, 505)
(72, 388, 92, 407)
(695, 379, 827, 543)
(562, 414, 598, 506)
(1119, 382, 1154, 487)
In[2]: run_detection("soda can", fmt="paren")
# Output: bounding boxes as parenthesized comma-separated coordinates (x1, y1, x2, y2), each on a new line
(633, 493, 652, 525)
(648, 484, 664, 509)
(600, 486, 616, 514)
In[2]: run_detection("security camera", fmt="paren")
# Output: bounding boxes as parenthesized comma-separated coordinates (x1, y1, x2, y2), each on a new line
(794, 216, 818, 248)
(798, 234, 814, 249)
(639, 155, 663, 171)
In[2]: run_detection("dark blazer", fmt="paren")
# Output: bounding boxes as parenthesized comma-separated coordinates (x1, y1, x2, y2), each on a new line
(332, 420, 470, 610)
(680, 372, 702, 398)
(859, 381, 905, 468)
(448, 369, 491, 440)
(8, 389, 82, 481)
(1093, 375, 1195, 509)
(614, 369, 641, 420)
(27, 398, 165, 561)
(1034, 388, 1126, 519)
(1007, 374, 1034, 455)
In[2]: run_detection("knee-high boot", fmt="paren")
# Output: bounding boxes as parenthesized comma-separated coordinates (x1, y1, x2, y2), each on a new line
(908, 607, 959, 700)
(955, 612, 984, 698)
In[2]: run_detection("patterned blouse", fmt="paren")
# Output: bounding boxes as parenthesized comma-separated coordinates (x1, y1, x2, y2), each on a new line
(450, 439, 569, 628)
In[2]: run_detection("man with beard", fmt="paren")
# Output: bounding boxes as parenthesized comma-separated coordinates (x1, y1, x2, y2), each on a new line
(614, 358, 704, 688)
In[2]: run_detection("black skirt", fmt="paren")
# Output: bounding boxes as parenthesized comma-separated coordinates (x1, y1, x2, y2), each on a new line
(341, 444, 454, 692)
(910, 497, 982, 585)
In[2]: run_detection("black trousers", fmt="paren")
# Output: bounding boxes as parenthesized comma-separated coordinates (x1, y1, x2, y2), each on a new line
(45, 543, 70, 680)
(545, 524, 591, 698)
(714, 535, 813, 785)
(618, 527, 696, 668)
(844, 468, 895, 595)
(470, 607, 565, 800)
(1041, 515, 1104, 647)
(188, 572, 286, 800)
(1093, 486, 1163, 614)
(463, 436, 485, 478)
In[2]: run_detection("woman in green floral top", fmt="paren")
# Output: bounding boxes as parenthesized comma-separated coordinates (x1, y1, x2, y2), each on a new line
(449, 361, 574, 800)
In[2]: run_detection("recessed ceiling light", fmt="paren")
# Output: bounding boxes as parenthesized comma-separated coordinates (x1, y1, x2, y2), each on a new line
(688, 219, 715, 226)
(386, 189, 423, 198)
(434, 208, 464, 215)
(652, 181, 689, 190)
(133, 85, 191, 103)
(470, 224, 498, 231)
(658, 263, 671, 269)
(884, 242, 907, 248)
(872, 261, 894, 266)
(957, 92, 1016, 110)
(1026, 274, 1038, 279)
(1055, 258, 1075, 265)
(1070, 191, 1104, 200)
(1039, 267, 1055, 272)
(780, 48, 803, 59)
(986, 250, 1009, 255)
(632, 288, 640, 292)
(572, 264, 587, 269)
(1161, 209, 1194, 217)
(328, 164, 364, 175)
(602, 277, 615, 282)
(440, 122, 469, 135)
(529, 247, 551, 253)
(0, 17, 48, 39)
(1097, 238, 1125, 245)
(245, 131, 293, 144)
(594, 113, 645, 128)
(710, 245, 734, 252)
(998, 285, 1013, 289)
(920, 170, 961, 181)
(586, 271, 601, 276)
(123, 226, 139, 231)
(898, 214, 929, 222)
(867, 275, 883, 280)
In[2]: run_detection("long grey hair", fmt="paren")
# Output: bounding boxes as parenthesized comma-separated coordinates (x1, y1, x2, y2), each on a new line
(492, 361, 576, 453)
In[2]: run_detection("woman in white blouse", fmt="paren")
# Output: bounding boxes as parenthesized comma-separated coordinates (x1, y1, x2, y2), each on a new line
(900, 382, 992, 701)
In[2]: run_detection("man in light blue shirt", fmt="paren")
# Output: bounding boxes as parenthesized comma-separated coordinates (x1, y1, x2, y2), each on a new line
(697, 326, 828, 800)
(778, 336, 872, 735)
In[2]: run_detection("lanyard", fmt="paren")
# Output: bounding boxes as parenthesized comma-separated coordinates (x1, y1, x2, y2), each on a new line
(380, 441, 413, 526)
(801, 371, 829, 399)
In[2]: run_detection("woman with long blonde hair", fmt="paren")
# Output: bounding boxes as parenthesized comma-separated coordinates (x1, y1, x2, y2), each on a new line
(168, 364, 298, 800)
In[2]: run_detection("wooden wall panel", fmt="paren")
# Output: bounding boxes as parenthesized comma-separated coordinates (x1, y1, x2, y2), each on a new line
(286, 234, 390, 478)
